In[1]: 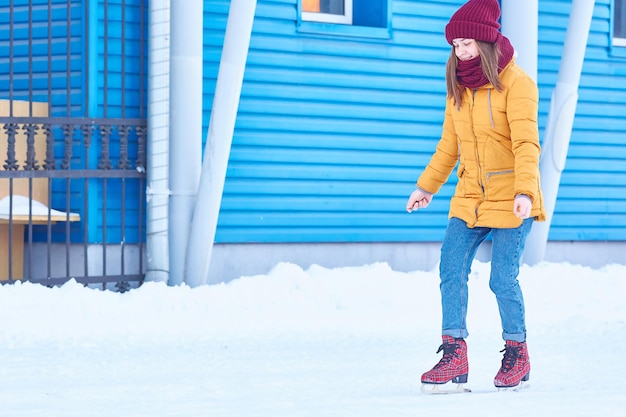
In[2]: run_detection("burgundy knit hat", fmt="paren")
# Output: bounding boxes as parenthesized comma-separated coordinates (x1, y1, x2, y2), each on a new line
(445, 0, 501, 45)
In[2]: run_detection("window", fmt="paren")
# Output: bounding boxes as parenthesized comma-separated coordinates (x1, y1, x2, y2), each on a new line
(299, 0, 390, 38)
(614, 0, 626, 46)
(303, 0, 353, 24)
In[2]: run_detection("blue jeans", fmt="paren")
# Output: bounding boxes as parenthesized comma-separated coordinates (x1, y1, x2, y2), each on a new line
(439, 217, 533, 342)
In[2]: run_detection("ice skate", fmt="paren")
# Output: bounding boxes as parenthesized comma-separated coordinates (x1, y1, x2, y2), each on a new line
(494, 340, 530, 390)
(421, 336, 470, 394)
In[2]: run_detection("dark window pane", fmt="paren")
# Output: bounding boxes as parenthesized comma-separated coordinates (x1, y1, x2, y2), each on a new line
(320, 0, 344, 15)
(616, 0, 625, 38)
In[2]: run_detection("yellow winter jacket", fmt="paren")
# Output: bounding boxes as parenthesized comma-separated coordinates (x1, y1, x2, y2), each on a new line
(417, 60, 546, 229)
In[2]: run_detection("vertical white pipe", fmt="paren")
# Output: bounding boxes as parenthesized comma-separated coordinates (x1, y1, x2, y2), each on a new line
(145, 0, 170, 283)
(168, 0, 203, 285)
(501, 0, 538, 81)
(524, 0, 596, 265)
(185, 0, 257, 287)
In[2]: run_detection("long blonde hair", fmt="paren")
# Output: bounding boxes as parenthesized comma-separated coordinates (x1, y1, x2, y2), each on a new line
(446, 40, 503, 109)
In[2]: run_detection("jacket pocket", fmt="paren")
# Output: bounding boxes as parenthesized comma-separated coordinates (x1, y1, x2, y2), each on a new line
(484, 136, 515, 171)
(485, 169, 514, 201)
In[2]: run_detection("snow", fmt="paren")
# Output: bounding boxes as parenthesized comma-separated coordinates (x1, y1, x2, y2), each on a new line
(0, 195, 80, 220)
(0, 260, 625, 416)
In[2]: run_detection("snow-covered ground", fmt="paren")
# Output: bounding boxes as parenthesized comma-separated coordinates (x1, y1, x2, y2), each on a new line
(0, 260, 624, 417)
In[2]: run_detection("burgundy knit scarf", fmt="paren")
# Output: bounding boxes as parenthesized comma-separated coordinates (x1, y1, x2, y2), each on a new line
(456, 34, 515, 89)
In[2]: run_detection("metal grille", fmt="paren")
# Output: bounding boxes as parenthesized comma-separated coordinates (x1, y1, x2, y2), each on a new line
(1, 0, 147, 290)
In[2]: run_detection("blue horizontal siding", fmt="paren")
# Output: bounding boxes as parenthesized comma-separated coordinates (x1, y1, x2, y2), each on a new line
(0, 0, 88, 244)
(538, 0, 626, 241)
(204, 0, 626, 244)
(204, 0, 456, 243)
(86, 0, 147, 244)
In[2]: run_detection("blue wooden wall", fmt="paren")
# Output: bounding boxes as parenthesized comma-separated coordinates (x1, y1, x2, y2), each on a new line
(538, 0, 626, 240)
(204, 0, 626, 244)
(206, 0, 458, 243)
(0, 0, 85, 115)
(0, 0, 87, 244)
(88, 0, 147, 244)
(0, 0, 147, 244)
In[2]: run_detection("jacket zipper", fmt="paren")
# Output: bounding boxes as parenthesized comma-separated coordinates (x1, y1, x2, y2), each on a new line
(486, 170, 514, 180)
(471, 88, 484, 226)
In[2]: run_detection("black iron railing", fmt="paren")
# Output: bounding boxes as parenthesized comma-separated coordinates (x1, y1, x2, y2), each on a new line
(1, 0, 148, 291)
(1, 117, 147, 289)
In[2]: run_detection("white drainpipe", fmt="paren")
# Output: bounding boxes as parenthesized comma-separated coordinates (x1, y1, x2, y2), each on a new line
(524, 0, 596, 264)
(501, 0, 538, 81)
(168, 0, 203, 285)
(184, 0, 257, 287)
(145, 0, 170, 283)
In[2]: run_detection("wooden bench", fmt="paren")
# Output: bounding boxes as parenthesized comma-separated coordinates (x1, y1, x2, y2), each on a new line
(0, 100, 80, 280)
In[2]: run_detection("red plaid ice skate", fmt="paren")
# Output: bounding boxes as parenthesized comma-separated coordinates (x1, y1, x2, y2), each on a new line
(494, 340, 530, 388)
(421, 335, 469, 384)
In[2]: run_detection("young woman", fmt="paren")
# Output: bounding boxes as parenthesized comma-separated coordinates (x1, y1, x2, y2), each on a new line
(405, 0, 546, 393)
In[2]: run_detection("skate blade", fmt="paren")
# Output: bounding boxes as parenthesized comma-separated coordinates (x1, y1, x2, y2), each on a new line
(421, 382, 471, 395)
(496, 380, 530, 392)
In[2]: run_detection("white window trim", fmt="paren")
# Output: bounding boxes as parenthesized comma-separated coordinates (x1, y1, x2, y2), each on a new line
(614, 37, 626, 47)
(302, 0, 353, 25)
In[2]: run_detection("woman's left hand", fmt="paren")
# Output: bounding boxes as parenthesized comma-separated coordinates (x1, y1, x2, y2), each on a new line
(513, 195, 532, 219)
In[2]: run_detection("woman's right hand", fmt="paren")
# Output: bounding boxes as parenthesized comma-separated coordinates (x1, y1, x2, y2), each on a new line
(406, 188, 433, 213)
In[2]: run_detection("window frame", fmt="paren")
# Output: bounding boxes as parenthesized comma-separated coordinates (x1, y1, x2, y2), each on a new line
(297, 0, 391, 40)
